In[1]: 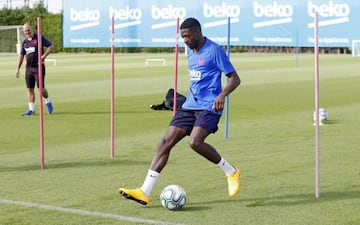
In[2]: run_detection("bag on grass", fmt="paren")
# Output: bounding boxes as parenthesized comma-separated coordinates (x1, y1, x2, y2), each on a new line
(150, 88, 186, 111)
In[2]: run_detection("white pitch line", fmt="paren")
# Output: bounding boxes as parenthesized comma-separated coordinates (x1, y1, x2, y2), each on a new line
(0, 198, 185, 225)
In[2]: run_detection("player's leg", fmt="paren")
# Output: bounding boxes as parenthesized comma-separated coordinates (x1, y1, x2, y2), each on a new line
(190, 111, 240, 197)
(119, 126, 187, 205)
(150, 126, 187, 172)
(188, 126, 221, 163)
(42, 88, 48, 98)
(139, 126, 187, 196)
(22, 68, 36, 116)
(118, 110, 192, 205)
(40, 65, 53, 114)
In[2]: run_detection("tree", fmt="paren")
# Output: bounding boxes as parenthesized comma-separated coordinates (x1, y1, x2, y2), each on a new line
(0, 2, 62, 52)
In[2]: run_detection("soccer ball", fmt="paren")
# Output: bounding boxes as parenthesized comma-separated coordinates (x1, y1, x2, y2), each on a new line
(313, 108, 328, 123)
(160, 184, 186, 211)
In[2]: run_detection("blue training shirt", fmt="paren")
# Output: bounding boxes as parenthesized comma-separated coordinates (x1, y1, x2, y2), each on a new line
(182, 37, 235, 114)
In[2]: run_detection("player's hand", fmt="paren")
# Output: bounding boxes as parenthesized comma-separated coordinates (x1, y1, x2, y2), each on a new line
(15, 70, 20, 78)
(212, 94, 226, 112)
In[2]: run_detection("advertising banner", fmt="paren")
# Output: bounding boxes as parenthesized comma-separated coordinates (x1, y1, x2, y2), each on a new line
(63, 0, 360, 48)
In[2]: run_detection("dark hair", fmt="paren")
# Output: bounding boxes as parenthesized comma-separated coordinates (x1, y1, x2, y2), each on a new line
(180, 17, 201, 31)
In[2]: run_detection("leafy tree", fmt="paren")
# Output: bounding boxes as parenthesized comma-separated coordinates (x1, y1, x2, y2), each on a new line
(42, 13, 62, 52)
(0, 2, 62, 52)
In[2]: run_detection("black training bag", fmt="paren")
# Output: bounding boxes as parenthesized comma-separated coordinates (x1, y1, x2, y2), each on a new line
(150, 88, 186, 111)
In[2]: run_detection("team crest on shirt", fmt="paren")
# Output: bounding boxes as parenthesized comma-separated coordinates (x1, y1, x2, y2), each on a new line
(32, 40, 37, 45)
(198, 58, 205, 65)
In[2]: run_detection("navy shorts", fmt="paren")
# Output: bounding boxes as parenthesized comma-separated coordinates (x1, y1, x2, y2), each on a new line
(25, 65, 46, 89)
(169, 109, 221, 135)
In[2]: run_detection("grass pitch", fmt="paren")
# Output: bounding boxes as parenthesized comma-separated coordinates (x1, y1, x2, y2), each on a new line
(0, 53, 359, 225)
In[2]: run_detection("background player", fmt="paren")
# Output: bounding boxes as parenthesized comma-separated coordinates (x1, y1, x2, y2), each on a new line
(16, 23, 54, 116)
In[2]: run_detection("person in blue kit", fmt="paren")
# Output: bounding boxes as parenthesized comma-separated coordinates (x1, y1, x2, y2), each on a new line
(16, 23, 54, 116)
(119, 17, 241, 205)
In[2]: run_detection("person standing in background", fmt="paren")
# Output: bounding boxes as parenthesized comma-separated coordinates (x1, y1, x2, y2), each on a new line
(16, 23, 54, 116)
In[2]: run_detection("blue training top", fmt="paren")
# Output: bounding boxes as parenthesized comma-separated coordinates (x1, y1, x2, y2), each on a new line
(182, 37, 235, 114)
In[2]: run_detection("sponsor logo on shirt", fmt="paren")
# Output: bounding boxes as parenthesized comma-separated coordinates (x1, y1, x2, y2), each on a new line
(24, 47, 36, 55)
(189, 69, 201, 81)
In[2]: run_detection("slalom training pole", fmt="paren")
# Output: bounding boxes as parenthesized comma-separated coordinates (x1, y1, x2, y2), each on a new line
(314, 12, 321, 198)
(37, 17, 45, 170)
(224, 17, 231, 139)
(110, 16, 115, 158)
(173, 18, 180, 114)
(295, 27, 299, 68)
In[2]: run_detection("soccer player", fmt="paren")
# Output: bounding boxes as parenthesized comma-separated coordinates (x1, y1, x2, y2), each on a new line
(119, 17, 241, 205)
(16, 23, 54, 116)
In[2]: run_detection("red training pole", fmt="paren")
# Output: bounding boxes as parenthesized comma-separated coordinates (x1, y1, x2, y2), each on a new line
(37, 17, 45, 170)
(110, 16, 115, 158)
(173, 18, 179, 114)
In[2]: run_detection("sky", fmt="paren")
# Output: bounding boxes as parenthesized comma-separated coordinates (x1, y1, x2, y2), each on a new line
(47, 0, 62, 13)
(2, 0, 62, 13)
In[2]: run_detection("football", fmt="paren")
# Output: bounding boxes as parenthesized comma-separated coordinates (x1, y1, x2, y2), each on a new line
(160, 184, 186, 211)
(313, 108, 328, 123)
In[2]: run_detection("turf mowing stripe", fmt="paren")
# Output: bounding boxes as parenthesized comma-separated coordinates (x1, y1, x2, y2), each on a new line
(0, 198, 185, 225)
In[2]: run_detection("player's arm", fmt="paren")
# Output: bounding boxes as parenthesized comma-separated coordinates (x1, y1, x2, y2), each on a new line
(41, 36, 53, 62)
(223, 71, 241, 96)
(16, 54, 25, 78)
(212, 71, 241, 112)
(41, 44, 53, 62)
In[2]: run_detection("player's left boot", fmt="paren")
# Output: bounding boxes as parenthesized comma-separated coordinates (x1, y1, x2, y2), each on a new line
(46, 102, 54, 114)
(227, 167, 240, 197)
(118, 188, 150, 205)
(22, 110, 35, 116)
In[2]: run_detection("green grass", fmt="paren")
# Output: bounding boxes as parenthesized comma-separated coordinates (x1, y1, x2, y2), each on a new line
(1, 52, 360, 225)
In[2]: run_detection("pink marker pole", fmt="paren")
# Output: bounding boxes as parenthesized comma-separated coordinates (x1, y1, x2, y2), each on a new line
(110, 16, 115, 158)
(37, 17, 45, 170)
(173, 18, 180, 114)
(314, 12, 320, 199)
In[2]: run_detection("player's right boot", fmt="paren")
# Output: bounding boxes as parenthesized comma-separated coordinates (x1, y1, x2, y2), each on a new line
(118, 188, 150, 206)
(46, 102, 54, 114)
(22, 110, 35, 116)
(227, 167, 240, 197)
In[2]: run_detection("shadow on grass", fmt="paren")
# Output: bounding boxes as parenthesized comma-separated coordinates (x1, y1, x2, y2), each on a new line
(181, 198, 240, 211)
(323, 119, 339, 125)
(50, 109, 156, 115)
(0, 158, 149, 172)
(313, 119, 340, 125)
(241, 190, 360, 207)
(146, 204, 211, 211)
(178, 190, 360, 209)
(117, 190, 360, 211)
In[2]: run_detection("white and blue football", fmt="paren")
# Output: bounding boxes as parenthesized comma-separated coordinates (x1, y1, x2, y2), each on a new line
(160, 184, 186, 211)
(313, 108, 328, 123)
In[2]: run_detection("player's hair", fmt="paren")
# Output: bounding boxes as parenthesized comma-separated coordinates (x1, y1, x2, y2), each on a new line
(23, 23, 33, 30)
(180, 18, 201, 32)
